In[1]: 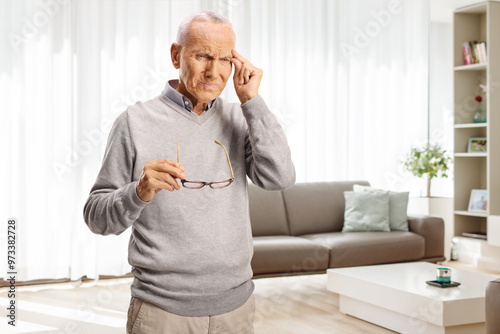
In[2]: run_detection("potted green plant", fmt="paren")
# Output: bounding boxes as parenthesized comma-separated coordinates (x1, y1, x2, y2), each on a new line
(402, 144, 451, 198)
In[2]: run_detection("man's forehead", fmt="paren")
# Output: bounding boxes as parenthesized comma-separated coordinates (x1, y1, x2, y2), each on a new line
(190, 20, 234, 34)
(187, 21, 235, 43)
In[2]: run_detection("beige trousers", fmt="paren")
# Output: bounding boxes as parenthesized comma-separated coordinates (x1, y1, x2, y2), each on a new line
(126, 295, 255, 334)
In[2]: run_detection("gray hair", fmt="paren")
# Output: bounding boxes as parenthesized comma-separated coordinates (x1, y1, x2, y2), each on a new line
(176, 11, 234, 46)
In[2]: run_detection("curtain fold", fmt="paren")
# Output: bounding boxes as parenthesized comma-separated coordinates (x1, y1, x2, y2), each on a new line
(1, 0, 429, 281)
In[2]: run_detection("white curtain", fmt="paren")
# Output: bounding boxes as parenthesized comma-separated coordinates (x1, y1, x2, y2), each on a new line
(1, 0, 429, 281)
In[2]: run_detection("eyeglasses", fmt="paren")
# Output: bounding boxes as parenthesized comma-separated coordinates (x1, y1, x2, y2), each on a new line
(177, 139, 235, 189)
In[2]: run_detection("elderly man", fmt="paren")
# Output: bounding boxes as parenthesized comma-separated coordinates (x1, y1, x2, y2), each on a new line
(84, 11, 295, 334)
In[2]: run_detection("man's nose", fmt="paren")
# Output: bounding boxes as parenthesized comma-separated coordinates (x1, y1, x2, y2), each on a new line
(204, 60, 218, 78)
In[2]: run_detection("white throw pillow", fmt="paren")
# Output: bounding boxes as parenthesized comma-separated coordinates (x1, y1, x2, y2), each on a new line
(342, 191, 391, 232)
(353, 184, 409, 231)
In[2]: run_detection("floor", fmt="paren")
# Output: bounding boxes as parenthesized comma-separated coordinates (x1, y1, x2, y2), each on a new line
(0, 261, 497, 334)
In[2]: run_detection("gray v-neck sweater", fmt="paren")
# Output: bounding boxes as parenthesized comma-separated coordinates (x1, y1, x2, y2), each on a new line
(83, 94, 295, 316)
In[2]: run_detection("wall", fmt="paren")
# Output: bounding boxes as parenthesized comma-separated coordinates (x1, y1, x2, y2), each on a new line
(429, 21, 454, 197)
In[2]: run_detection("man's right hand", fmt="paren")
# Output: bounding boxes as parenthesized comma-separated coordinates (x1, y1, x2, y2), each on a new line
(136, 159, 186, 202)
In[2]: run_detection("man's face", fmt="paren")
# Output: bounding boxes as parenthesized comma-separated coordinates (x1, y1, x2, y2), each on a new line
(172, 21, 235, 108)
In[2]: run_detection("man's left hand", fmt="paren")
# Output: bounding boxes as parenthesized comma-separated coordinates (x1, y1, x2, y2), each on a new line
(231, 49, 263, 104)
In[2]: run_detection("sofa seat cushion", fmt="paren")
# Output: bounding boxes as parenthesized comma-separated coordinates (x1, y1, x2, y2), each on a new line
(252, 236, 330, 275)
(301, 231, 425, 268)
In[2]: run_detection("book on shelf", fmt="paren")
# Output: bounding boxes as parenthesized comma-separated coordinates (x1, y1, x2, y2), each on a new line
(462, 231, 487, 240)
(462, 41, 487, 65)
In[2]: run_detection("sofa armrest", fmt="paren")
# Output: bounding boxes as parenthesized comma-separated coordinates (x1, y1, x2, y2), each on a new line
(486, 279, 500, 334)
(407, 215, 444, 259)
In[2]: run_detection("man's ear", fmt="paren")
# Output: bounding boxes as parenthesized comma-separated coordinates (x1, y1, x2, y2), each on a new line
(171, 43, 181, 69)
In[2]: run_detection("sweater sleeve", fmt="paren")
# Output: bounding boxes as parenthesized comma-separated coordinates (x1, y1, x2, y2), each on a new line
(83, 112, 148, 235)
(241, 95, 296, 190)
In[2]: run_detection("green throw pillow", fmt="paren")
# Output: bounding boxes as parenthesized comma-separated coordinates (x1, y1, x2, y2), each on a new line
(353, 184, 409, 231)
(342, 191, 390, 232)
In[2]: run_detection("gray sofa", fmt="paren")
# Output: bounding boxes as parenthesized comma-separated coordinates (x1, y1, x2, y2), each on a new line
(249, 181, 446, 278)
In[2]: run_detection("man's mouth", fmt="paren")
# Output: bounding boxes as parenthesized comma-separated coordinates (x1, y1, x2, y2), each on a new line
(200, 82, 219, 89)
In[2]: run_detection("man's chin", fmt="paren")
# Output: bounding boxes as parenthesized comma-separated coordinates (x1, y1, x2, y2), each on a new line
(197, 92, 221, 103)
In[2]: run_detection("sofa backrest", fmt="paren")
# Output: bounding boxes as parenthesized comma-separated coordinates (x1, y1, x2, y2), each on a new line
(248, 183, 290, 236)
(282, 181, 370, 236)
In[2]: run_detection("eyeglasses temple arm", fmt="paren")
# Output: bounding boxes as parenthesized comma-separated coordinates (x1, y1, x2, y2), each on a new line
(214, 140, 234, 179)
(177, 139, 182, 163)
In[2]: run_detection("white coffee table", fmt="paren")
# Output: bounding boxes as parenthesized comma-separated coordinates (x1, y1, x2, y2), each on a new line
(327, 262, 497, 334)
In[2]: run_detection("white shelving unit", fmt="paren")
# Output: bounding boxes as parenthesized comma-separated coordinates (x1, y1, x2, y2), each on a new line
(453, 1, 500, 272)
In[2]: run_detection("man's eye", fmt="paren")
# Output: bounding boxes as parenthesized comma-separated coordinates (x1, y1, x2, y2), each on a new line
(220, 58, 229, 62)
(197, 54, 207, 59)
